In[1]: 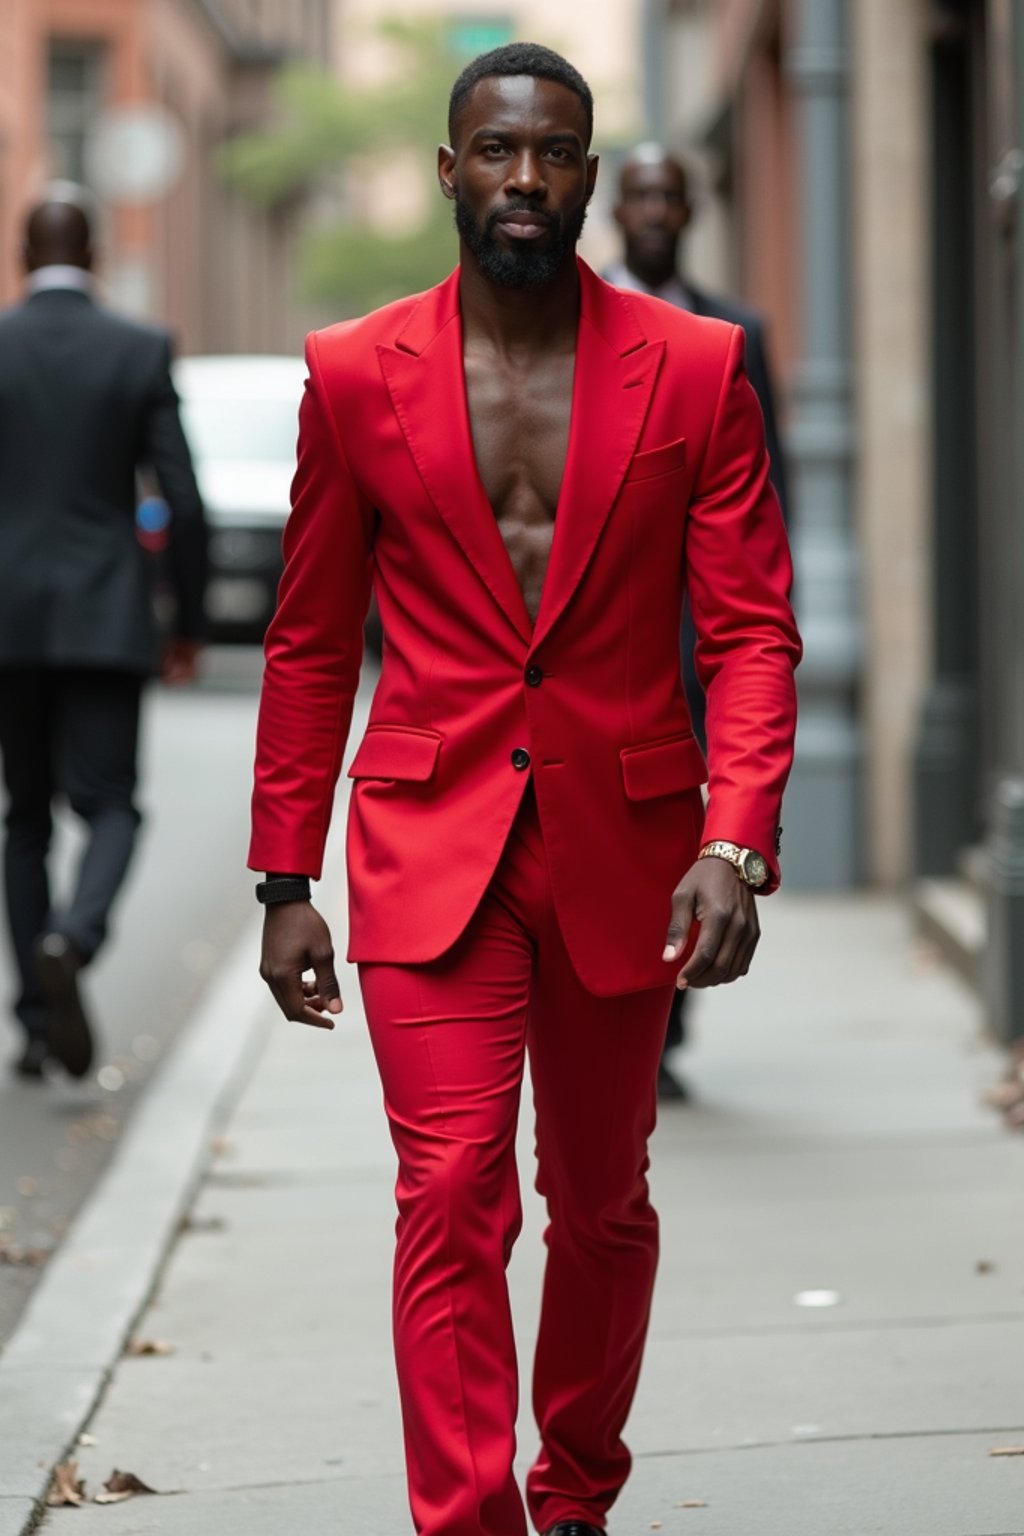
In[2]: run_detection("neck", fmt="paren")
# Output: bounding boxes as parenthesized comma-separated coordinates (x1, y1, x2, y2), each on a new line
(624, 253, 680, 291)
(458, 249, 581, 356)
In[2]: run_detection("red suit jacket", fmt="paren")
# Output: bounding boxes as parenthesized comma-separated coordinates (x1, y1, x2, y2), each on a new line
(249, 260, 801, 996)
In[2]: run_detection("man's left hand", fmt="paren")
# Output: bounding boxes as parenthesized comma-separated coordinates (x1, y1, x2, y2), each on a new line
(662, 858, 760, 989)
(161, 637, 203, 686)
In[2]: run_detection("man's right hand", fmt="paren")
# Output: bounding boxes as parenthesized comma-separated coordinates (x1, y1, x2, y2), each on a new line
(160, 636, 203, 686)
(259, 903, 342, 1029)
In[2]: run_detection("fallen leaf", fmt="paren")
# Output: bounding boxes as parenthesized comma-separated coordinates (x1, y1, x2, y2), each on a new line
(975, 1260, 996, 1274)
(125, 1338, 174, 1357)
(0, 1240, 49, 1267)
(650, 1524, 663, 1530)
(47, 1462, 86, 1507)
(177, 1214, 227, 1235)
(94, 1469, 159, 1503)
(677, 1500, 709, 1508)
(983, 1082, 1024, 1110)
(989, 1445, 1024, 1457)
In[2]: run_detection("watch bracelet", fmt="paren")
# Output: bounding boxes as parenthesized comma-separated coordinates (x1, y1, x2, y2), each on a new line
(255, 876, 311, 906)
(698, 841, 767, 887)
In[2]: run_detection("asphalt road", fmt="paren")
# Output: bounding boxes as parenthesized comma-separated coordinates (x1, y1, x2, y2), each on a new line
(0, 647, 267, 1346)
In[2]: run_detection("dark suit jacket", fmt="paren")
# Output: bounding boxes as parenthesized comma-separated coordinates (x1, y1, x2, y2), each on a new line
(680, 286, 790, 750)
(602, 268, 790, 755)
(0, 287, 207, 674)
(685, 282, 788, 519)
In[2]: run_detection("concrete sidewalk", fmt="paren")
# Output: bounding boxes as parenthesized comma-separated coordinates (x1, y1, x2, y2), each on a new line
(20, 892, 1024, 1536)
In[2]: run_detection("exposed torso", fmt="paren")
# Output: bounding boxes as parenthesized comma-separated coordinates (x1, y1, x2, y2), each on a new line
(464, 344, 575, 625)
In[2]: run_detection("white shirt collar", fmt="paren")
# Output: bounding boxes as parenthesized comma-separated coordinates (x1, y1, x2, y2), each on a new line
(26, 265, 93, 296)
(605, 261, 692, 312)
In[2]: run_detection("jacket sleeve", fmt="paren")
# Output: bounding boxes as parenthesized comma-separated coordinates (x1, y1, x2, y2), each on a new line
(685, 325, 802, 890)
(141, 336, 209, 639)
(248, 332, 374, 879)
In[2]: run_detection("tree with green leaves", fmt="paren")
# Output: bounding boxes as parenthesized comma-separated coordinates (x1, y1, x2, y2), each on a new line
(218, 18, 485, 316)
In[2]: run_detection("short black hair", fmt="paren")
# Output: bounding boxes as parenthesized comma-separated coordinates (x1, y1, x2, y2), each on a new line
(448, 42, 594, 147)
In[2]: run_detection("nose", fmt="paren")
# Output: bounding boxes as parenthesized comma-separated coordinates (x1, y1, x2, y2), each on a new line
(505, 150, 546, 199)
(641, 191, 672, 220)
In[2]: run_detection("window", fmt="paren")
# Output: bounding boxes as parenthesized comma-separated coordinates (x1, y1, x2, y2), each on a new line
(47, 38, 106, 187)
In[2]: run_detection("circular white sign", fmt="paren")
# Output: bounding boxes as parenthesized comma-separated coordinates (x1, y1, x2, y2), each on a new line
(85, 105, 186, 205)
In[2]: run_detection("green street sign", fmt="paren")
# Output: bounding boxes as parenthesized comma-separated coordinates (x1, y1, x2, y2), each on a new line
(448, 19, 515, 58)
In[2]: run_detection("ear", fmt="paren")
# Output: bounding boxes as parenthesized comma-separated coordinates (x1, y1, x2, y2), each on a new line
(437, 144, 456, 201)
(585, 152, 599, 205)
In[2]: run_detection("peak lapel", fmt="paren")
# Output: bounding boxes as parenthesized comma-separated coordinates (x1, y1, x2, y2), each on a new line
(378, 272, 533, 646)
(531, 264, 665, 652)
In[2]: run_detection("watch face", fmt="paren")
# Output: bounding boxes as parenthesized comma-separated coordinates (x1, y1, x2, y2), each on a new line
(741, 851, 769, 887)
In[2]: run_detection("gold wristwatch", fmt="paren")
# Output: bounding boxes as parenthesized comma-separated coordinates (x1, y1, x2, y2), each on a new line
(698, 840, 769, 889)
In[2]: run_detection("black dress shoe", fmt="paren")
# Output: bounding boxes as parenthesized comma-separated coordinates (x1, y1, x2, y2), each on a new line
(657, 1057, 690, 1101)
(12, 1038, 49, 1079)
(33, 933, 94, 1078)
(544, 1524, 604, 1536)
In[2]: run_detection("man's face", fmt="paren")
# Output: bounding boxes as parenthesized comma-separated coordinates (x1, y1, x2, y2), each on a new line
(439, 75, 597, 289)
(614, 159, 690, 272)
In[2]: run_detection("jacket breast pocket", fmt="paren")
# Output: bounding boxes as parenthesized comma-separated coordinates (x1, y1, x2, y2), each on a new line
(620, 733, 707, 800)
(621, 436, 687, 486)
(347, 725, 443, 782)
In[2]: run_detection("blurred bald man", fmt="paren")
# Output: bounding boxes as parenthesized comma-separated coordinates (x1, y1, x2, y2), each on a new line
(0, 189, 207, 1080)
(609, 146, 787, 517)
(608, 146, 789, 1099)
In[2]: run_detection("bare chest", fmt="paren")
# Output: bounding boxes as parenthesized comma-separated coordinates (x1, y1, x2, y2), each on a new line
(464, 351, 575, 623)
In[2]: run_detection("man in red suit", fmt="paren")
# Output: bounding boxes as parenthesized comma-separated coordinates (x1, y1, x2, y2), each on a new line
(250, 42, 800, 1536)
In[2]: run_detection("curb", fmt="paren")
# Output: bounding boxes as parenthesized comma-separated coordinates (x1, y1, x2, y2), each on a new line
(0, 909, 272, 1535)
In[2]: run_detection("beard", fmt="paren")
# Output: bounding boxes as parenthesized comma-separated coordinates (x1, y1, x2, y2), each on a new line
(454, 194, 588, 289)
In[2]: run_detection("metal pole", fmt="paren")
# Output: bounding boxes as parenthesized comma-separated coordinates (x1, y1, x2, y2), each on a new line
(912, 11, 981, 874)
(982, 5, 1024, 1045)
(641, 0, 666, 142)
(783, 0, 862, 887)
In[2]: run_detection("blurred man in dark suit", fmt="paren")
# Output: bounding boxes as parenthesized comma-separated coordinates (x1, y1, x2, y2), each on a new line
(0, 190, 208, 1080)
(608, 145, 789, 1099)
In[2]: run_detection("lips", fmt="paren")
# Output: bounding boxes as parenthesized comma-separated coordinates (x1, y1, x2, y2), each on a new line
(496, 210, 551, 240)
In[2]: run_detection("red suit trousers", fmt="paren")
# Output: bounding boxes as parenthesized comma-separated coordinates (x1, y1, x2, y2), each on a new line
(359, 787, 674, 1536)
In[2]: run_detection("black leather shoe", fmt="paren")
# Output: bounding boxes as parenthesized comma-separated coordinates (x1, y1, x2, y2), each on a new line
(12, 1038, 49, 1079)
(33, 933, 94, 1078)
(658, 1057, 690, 1101)
(544, 1525, 604, 1536)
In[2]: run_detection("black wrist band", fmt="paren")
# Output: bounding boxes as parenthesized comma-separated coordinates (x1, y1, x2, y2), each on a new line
(255, 877, 311, 905)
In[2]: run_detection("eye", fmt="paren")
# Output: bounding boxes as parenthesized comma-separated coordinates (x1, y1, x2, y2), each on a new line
(481, 142, 508, 157)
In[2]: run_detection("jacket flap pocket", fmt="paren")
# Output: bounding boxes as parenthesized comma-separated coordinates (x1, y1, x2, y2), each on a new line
(622, 436, 687, 485)
(347, 726, 443, 782)
(620, 734, 707, 800)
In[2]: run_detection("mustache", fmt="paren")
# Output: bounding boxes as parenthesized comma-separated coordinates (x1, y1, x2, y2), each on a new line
(487, 201, 556, 232)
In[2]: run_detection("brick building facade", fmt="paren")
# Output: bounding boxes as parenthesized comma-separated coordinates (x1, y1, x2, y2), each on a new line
(0, 0, 333, 352)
